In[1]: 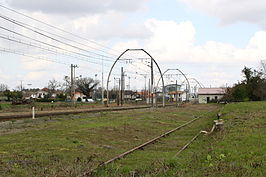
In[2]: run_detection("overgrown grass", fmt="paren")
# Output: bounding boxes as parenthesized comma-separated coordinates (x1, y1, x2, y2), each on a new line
(0, 102, 103, 113)
(0, 104, 220, 176)
(2, 102, 264, 176)
(107, 101, 265, 177)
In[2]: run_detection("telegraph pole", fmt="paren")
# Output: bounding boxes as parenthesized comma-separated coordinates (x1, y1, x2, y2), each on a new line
(70, 64, 78, 103)
(20, 80, 23, 91)
(71, 64, 74, 101)
(148, 79, 150, 104)
(121, 67, 124, 106)
(176, 80, 178, 107)
(102, 71, 104, 105)
(118, 78, 121, 106)
(101, 57, 104, 105)
(140, 74, 147, 103)
(151, 58, 154, 107)
(144, 75, 147, 102)
(128, 76, 130, 90)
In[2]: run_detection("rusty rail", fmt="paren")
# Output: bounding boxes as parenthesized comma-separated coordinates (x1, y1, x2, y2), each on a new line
(102, 117, 199, 165)
(82, 114, 206, 176)
(0, 104, 178, 121)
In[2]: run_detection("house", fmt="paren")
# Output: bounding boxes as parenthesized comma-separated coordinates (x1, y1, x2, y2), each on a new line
(164, 84, 182, 93)
(198, 88, 226, 104)
(73, 91, 86, 101)
(124, 90, 137, 100)
(168, 91, 185, 101)
(164, 84, 189, 101)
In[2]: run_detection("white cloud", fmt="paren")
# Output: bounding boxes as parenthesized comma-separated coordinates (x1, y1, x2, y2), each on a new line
(24, 71, 46, 81)
(145, 19, 195, 61)
(110, 19, 266, 86)
(21, 57, 51, 71)
(1, 0, 266, 88)
(143, 19, 266, 65)
(179, 0, 266, 28)
(6, 0, 148, 15)
(111, 40, 141, 53)
(69, 12, 151, 40)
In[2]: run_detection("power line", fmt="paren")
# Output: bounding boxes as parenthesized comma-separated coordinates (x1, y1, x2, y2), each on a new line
(0, 4, 145, 62)
(0, 33, 113, 67)
(0, 14, 117, 62)
(0, 4, 162, 80)
(0, 47, 70, 66)
(0, 26, 116, 65)
(0, 4, 120, 55)
(0, 14, 119, 61)
(0, 7, 161, 71)
(0, 46, 113, 74)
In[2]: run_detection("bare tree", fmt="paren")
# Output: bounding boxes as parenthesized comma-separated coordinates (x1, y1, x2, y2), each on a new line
(261, 60, 266, 77)
(76, 77, 99, 98)
(48, 79, 61, 93)
(0, 83, 8, 92)
(62, 76, 71, 94)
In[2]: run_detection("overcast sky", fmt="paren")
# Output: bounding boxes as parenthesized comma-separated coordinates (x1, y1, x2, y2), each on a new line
(0, 0, 265, 90)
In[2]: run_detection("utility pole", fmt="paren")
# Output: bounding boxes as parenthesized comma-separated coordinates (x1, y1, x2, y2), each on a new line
(176, 80, 178, 107)
(120, 67, 124, 106)
(140, 74, 147, 103)
(151, 58, 154, 107)
(114, 77, 116, 89)
(71, 64, 73, 101)
(114, 77, 120, 106)
(186, 84, 188, 102)
(102, 71, 104, 105)
(118, 78, 121, 106)
(20, 80, 23, 91)
(101, 57, 104, 105)
(144, 75, 147, 102)
(70, 64, 78, 103)
(128, 76, 130, 90)
(148, 78, 150, 104)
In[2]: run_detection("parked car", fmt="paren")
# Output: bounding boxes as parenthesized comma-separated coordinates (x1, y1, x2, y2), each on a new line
(81, 97, 95, 103)
(87, 98, 95, 103)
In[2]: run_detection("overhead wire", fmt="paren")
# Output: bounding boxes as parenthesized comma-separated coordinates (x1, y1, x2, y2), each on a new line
(0, 47, 70, 66)
(0, 4, 122, 57)
(0, 26, 116, 65)
(0, 4, 149, 62)
(0, 4, 163, 84)
(0, 33, 113, 68)
(0, 14, 119, 63)
(0, 14, 119, 62)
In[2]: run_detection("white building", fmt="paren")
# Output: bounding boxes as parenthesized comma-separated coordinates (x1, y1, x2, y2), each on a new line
(198, 88, 226, 104)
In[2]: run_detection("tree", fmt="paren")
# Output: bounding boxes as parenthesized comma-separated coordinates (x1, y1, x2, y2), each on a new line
(3, 90, 23, 101)
(62, 76, 71, 94)
(232, 84, 249, 101)
(48, 79, 61, 92)
(260, 60, 266, 77)
(76, 77, 99, 98)
(0, 84, 8, 92)
(224, 66, 266, 102)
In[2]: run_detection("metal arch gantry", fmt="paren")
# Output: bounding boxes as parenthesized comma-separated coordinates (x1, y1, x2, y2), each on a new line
(180, 77, 204, 99)
(156, 68, 191, 102)
(181, 78, 205, 88)
(106, 49, 165, 107)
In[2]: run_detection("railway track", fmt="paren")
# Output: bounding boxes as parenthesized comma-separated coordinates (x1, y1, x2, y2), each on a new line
(82, 109, 216, 176)
(0, 103, 179, 121)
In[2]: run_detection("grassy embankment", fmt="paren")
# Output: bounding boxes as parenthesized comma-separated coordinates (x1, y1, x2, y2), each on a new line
(0, 101, 150, 114)
(1, 102, 265, 177)
(100, 102, 265, 177)
(0, 104, 219, 176)
(0, 102, 102, 113)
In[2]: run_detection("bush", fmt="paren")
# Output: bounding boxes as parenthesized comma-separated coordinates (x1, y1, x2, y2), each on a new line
(36, 98, 55, 102)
